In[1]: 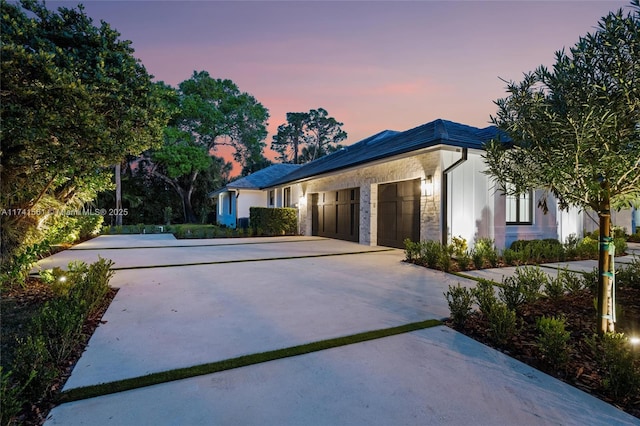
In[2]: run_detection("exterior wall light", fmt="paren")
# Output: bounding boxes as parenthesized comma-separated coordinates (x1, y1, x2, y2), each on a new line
(421, 175, 433, 197)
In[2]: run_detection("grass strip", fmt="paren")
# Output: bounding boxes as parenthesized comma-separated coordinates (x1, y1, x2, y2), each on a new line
(69, 237, 332, 251)
(58, 319, 441, 403)
(448, 271, 502, 285)
(110, 249, 394, 271)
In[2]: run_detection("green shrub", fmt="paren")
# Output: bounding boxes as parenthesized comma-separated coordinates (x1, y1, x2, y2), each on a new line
(560, 267, 584, 293)
(0, 367, 34, 426)
(437, 245, 453, 272)
(450, 236, 467, 257)
(472, 279, 498, 316)
(613, 237, 627, 256)
(456, 252, 471, 270)
(577, 236, 598, 258)
(77, 214, 104, 240)
(536, 316, 570, 370)
(30, 298, 85, 364)
(498, 276, 525, 310)
(475, 238, 499, 267)
(250, 207, 297, 236)
(509, 239, 532, 251)
(617, 256, 640, 289)
(582, 267, 599, 293)
(514, 265, 547, 303)
(404, 239, 420, 262)
(545, 272, 565, 300)
(502, 248, 518, 266)
(70, 257, 114, 316)
(0, 240, 51, 289)
(487, 303, 518, 345)
(444, 284, 473, 327)
(12, 334, 58, 401)
(471, 249, 484, 269)
(589, 333, 640, 400)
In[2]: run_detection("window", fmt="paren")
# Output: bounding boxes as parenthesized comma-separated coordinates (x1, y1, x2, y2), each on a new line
(228, 192, 233, 214)
(506, 185, 532, 224)
(269, 190, 274, 206)
(284, 187, 291, 207)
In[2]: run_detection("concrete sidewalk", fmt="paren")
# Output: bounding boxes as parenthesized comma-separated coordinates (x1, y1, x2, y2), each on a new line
(42, 235, 638, 425)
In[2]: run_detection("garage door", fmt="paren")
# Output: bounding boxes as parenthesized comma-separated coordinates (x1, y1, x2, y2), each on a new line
(377, 179, 420, 248)
(311, 188, 360, 242)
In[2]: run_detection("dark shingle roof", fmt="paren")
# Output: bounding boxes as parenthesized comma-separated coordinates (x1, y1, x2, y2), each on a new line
(266, 119, 505, 187)
(209, 163, 301, 196)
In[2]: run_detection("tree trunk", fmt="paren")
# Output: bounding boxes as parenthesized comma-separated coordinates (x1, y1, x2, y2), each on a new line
(182, 190, 197, 224)
(115, 163, 123, 226)
(597, 191, 614, 334)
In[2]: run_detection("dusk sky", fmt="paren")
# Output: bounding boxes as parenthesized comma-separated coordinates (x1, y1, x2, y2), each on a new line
(51, 0, 631, 174)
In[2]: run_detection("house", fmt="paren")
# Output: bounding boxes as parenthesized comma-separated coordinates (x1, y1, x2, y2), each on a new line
(208, 163, 301, 228)
(263, 119, 590, 250)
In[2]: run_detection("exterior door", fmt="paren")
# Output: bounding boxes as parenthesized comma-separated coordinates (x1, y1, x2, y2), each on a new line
(377, 179, 420, 248)
(311, 188, 360, 242)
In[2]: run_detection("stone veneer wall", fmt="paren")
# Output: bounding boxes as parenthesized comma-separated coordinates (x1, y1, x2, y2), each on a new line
(292, 151, 441, 246)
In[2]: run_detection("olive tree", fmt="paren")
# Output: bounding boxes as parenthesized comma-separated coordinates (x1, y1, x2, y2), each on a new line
(484, 1, 640, 333)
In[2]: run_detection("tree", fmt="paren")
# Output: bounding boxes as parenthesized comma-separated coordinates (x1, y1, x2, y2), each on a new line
(0, 0, 167, 265)
(145, 71, 269, 222)
(484, 1, 640, 334)
(150, 140, 212, 224)
(271, 108, 347, 164)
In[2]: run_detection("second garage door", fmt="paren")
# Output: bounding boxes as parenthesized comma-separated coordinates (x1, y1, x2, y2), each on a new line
(311, 188, 360, 242)
(377, 179, 420, 248)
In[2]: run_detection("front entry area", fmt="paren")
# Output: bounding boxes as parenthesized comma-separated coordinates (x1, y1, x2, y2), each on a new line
(377, 179, 420, 248)
(311, 188, 360, 242)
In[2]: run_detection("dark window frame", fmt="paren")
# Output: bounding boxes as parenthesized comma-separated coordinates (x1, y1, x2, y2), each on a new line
(506, 187, 533, 225)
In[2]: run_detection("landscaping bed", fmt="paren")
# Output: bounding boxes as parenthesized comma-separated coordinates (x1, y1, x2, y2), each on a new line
(1, 262, 117, 426)
(446, 285, 640, 418)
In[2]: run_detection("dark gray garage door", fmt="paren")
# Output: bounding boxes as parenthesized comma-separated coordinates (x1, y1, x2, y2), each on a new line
(311, 188, 360, 242)
(377, 179, 420, 248)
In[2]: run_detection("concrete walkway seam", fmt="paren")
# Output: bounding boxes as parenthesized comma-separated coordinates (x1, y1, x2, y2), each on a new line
(107, 249, 395, 271)
(59, 319, 442, 404)
(69, 238, 334, 251)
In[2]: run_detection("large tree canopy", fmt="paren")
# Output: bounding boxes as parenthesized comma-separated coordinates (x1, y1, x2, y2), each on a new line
(271, 108, 347, 164)
(484, 1, 640, 333)
(0, 0, 168, 263)
(144, 71, 269, 222)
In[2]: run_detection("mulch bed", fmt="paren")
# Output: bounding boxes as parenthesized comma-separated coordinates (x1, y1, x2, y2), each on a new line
(446, 286, 640, 419)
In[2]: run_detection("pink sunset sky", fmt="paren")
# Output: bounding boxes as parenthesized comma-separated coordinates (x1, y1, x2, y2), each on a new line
(51, 0, 631, 175)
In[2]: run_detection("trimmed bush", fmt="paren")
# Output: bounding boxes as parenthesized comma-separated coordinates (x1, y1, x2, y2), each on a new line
(472, 279, 498, 316)
(514, 266, 547, 303)
(617, 256, 640, 289)
(250, 207, 297, 236)
(499, 276, 525, 310)
(536, 316, 570, 370)
(589, 333, 640, 400)
(7, 257, 115, 406)
(487, 303, 517, 345)
(545, 273, 565, 300)
(444, 284, 473, 327)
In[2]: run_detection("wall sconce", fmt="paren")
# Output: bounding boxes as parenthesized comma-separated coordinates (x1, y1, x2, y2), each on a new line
(421, 175, 433, 197)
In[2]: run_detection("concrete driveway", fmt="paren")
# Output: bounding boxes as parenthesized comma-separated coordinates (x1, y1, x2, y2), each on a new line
(41, 235, 638, 425)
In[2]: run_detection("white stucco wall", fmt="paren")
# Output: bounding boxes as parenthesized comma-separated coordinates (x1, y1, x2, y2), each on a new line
(445, 150, 494, 249)
(237, 190, 266, 221)
(500, 190, 561, 249)
(583, 207, 637, 235)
